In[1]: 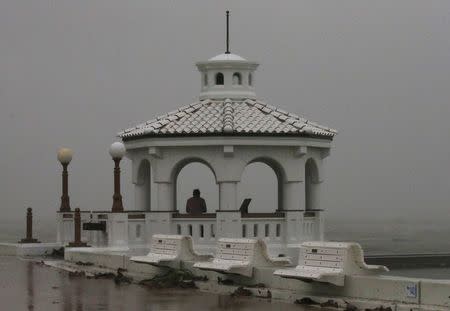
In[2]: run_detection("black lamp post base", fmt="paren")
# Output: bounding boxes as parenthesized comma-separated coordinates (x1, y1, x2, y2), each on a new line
(67, 242, 90, 247)
(19, 238, 40, 244)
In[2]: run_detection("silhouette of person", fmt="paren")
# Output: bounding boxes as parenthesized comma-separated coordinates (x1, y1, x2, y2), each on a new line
(186, 189, 207, 215)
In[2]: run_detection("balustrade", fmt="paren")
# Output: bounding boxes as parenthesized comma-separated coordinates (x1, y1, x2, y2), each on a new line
(56, 209, 324, 252)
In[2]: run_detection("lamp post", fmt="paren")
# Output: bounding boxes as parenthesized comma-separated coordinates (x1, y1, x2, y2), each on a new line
(19, 207, 40, 243)
(57, 148, 73, 212)
(109, 142, 126, 212)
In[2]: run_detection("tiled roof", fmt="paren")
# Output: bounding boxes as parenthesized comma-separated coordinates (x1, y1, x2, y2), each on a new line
(118, 99, 337, 139)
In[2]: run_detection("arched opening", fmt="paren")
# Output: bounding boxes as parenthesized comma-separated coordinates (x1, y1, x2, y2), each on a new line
(232, 72, 242, 85)
(248, 73, 253, 86)
(215, 72, 224, 85)
(135, 159, 151, 211)
(305, 158, 320, 211)
(175, 161, 219, 213)
(238, 161, 283, 213)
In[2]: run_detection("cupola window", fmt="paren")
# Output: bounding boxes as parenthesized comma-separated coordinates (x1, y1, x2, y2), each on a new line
(248, 73, 253, 86)
(232, 72, 242, 85)
(215, 72, 224, 85)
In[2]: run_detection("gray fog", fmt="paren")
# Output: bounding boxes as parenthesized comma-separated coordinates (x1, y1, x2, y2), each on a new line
(1, 1, 449, 235)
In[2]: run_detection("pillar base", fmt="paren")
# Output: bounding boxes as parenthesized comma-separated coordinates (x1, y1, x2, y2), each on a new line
(18, 238, 40, 244)
(67, 242, 89, 248)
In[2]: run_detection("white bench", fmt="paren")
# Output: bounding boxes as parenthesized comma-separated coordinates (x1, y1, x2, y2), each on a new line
(193, 238, 291, 277)
(274, 241, 388, 286)
(130, 234, 212, 267)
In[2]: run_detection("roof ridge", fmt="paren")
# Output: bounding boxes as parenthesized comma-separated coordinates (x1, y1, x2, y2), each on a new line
(222, 98, 234, 133)
(252, 99, 337, 135)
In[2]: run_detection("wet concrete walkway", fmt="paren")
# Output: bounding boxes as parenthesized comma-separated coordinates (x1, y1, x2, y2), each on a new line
(0, 256, 311, 311)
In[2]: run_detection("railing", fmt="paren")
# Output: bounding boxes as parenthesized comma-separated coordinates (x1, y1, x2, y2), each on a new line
(171, 212, 288, 242)
(302, 209, 322, 241)
(57, 209, 324, 250)
(241, 214, 285, 243)
(171, 214, 217, 249)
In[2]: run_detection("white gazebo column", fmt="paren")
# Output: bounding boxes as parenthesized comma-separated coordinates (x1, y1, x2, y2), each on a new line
(219, 182, 238, 211)
(283, 181, 305, 211)
(217, 181, 241, 238)
(145, 181, 174, 239)
(134, 181, 148, 211)
(156, 182, 174, 211)
(283, 181, 305, 257)
(310, 180, 324, 240)
(310, 180, 321, 210)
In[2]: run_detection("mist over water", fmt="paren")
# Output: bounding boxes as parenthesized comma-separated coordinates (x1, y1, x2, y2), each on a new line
(1, 1, 450, 256)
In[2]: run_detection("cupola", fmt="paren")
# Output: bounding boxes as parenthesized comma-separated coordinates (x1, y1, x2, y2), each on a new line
(196, 53, 258, 100)
(196, 11, 258, 100)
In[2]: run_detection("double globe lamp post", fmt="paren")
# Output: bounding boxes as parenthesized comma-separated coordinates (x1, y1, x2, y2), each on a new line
(57, 143, 126, 213)
(57, 143, 126, 247)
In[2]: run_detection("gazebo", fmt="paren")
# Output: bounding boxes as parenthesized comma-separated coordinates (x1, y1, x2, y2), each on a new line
(113, 50, 336, 256)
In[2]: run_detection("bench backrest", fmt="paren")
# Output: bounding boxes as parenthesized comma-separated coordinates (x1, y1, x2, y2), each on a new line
(216, 238, 257, 262)
(299, 241, 387, 275)
(150, 234, 183, 256)
(300, 242, 347, 270)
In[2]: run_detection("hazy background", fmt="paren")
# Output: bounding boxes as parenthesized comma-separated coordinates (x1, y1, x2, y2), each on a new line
(1, 1, 449, 252)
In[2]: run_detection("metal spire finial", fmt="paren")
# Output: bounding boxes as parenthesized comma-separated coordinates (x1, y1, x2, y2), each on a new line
(225, 11, 230, 54)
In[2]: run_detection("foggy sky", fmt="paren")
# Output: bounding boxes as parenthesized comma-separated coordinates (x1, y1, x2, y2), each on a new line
(1, 1, 450, 224)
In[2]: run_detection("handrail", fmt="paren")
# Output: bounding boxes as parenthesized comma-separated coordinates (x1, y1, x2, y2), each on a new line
(241, 212, 285, 218)
(172, 213, 216, 219)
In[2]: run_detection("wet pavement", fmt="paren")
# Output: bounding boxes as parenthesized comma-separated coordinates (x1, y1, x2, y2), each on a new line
(0, 256, 311, 311)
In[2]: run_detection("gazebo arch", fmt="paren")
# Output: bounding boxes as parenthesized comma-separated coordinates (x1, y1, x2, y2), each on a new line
(239, 162, 278, 213)
(305, 158, 320, 211)
(244, 157, 287, 212)
(171, 157, 218, 212)
(135, 159, 151, 211)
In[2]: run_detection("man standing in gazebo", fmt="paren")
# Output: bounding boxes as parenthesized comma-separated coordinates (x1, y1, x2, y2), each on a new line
(186, 189, 207, 215)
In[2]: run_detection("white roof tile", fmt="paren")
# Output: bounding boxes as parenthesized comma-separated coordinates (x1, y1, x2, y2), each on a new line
(118, 99, 337, 139)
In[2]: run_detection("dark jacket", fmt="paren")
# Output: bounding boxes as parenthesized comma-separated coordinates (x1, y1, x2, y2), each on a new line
(186, 197, 207, 214)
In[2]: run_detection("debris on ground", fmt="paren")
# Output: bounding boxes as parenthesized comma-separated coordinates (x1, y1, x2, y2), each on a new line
(68, 271, 85, 278)
(34, 261, 45, 266)
(139, 268, 201, 289)
(320, 299, 339, 308)
(75, 261, 94, 266)
(231, 286, 252, 297)
(217, 277, 235, 285)
(344, 301, 359, 311)
(294, 297, 320, 305)
(365, 307, 392, 311)
(91, 272, 115, 280)
(50, 247, 64, 259)
(114, 268, 132, 285)
(247, 283, 266, 288)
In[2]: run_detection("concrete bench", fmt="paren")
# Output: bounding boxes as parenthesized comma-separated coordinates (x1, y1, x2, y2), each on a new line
(193, 238, 291, 277)
(274, 241, 388, 286)
(130, 234, 212, 267)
